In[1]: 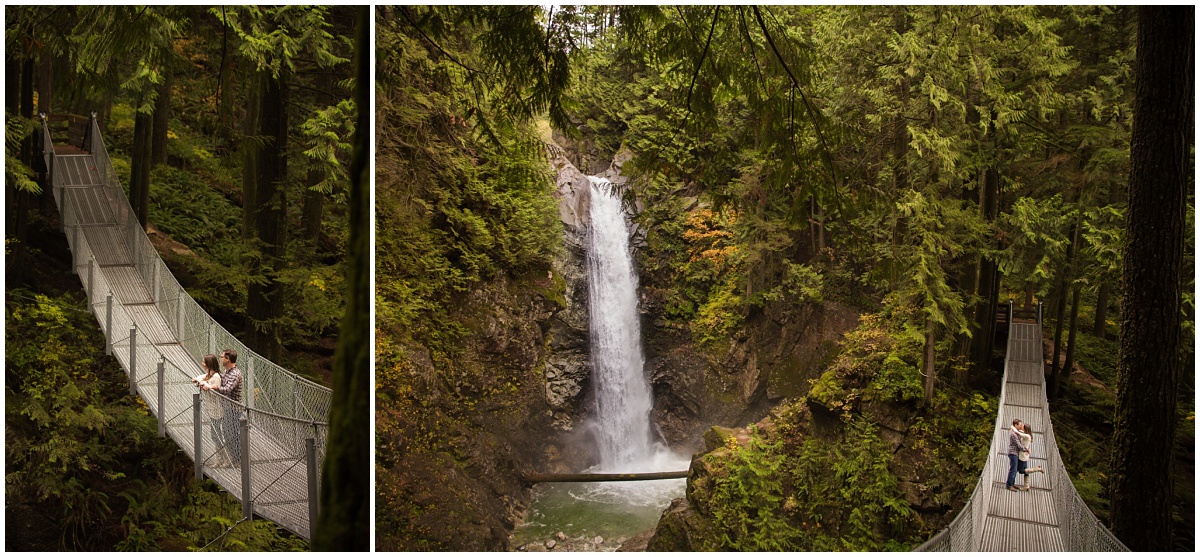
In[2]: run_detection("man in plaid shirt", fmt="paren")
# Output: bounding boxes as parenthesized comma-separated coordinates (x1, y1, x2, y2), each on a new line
(203, 349, 244, 466)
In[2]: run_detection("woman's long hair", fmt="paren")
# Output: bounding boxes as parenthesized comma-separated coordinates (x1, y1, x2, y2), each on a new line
(202, 353, 220, 379)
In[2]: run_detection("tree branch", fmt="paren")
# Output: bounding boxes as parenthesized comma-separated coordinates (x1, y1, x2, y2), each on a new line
(685, 6, 721, 111)
(752, 6, 840, 199)
(397, 6, 479, 75)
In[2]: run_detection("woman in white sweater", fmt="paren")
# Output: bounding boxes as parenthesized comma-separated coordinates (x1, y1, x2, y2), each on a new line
(1017, 423, 1044, 490)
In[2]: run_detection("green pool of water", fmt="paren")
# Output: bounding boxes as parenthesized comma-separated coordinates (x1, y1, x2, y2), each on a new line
(513, 476, 686, 551)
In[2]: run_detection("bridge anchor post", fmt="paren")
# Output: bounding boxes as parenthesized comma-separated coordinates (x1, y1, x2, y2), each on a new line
(306, 437, 318, 536)
(70, 222, 79, 274)
(129, 326, 138, 395)
(157, 356, 166, 437)
(87, 259, 94, 305)
(60, 185, 69, 235)
(194, 393, 203, 480)
(240, 413, 252, 521)
(105, 294, 113, 355)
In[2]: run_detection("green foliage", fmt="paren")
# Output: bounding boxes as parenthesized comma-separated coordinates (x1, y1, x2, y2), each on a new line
(809, 304, 925, 415)
(215, 6, 349, 78)
(4, 290, 304, 550)
(375, 15, 563, 359)
(148, 165, 243, 263)
(702, 419, 918, 551)
(5, 114, 40, 194)
(301, 99, 356, 198)
(705, 430, 800, 551)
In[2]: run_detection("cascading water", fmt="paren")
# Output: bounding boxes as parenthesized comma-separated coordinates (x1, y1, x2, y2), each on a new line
(585, 175, 656, 472)
(513, 176, 687, 551)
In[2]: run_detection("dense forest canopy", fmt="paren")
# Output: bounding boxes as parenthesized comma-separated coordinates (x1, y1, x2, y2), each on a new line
(375, 4, 1192, 551)
(5, 5, 364, 550)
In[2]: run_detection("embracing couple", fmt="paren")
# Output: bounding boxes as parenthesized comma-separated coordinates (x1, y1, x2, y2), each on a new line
(1006, 418, 1045, 492)
(192, 349, 244, 468)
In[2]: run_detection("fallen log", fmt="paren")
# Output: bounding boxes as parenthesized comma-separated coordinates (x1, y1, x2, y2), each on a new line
(522, 470, 690, 483)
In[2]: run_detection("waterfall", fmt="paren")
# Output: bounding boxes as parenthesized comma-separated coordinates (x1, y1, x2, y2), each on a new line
(511, 175, 687, 548)
(586, 176, 657, 472)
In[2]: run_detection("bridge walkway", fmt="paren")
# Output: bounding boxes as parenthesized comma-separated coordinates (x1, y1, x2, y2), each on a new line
(915, 304, 1127, 552)
(42, 113, 330, 540)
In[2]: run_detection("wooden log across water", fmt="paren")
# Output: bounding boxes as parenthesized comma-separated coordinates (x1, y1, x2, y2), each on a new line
(522, 470, 690, 484)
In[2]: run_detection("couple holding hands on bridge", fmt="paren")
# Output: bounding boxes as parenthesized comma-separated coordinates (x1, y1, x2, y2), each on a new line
(1006, 418, 1044, 492)
(192, 349, 244, 468)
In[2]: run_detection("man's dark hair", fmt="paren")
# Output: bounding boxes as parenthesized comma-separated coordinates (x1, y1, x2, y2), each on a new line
(223, 349, 238, 364)
(1012, 418, 1022, 426)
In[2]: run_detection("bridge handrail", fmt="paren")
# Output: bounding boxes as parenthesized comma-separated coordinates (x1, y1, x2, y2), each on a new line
(914, 307, 1127, 551)
(44, 113, 330, 539)
(82, 114, 332, 423)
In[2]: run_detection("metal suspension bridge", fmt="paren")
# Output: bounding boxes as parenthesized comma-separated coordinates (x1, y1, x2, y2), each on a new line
(915, 302, 1128, 551)
(40, 113, 330, 541)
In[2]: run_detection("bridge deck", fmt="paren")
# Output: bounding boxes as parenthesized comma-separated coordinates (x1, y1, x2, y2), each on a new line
(980, 322, 1064, 551)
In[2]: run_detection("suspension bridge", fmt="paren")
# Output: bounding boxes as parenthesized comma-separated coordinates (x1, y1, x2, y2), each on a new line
(915, 302, 1128, 551)
(40, 113, 330, 541)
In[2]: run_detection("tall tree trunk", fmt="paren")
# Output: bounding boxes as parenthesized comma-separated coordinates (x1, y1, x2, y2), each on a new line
(151, 70, 172, 166)
(6, 55, 20, 243)
(313, 6, 369, 549)
(241, 76, 260, 240)
(1056, 282, 1083, 398)
(1093, 282, 1112, 337)
(1108, 6, 1191, 551)
(245, 69, 288, 361)
(302, 69, 334, 242)
(1049, 220, 1080, 398)
(302, 167, 326, 241)
(131, 110, 153, 229)
(971, 166, 1000, 373)
(37, 50, 54, 213)
(922, 319, 936, 406)
(20, 57, 34, 175)
(10, 55, 36, 288)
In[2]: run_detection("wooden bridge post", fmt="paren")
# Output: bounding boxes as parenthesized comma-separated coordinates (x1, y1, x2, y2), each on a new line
(176, 293, 186, 340)
(240, 413, 252, 520)
(87, 259, 94, 304)
(194, 392, 203, 480)
(208, 323, 215, 357)
(157, 356, 166, 437)
(306, 437, 319, 533)
(1037, 301, 1043, 325)
(105, 294, 113, 355)
(129, 326, 138, 395)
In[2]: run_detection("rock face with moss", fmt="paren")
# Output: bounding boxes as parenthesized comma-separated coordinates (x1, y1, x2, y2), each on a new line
(645, 307, 997, 551)
(646, 299, 862, 450)
(543, 145, 593, 425)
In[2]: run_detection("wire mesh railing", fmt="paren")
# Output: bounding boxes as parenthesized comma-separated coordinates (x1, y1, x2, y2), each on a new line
(914, 307, 1128, 552)
(43, 112, 331, 541)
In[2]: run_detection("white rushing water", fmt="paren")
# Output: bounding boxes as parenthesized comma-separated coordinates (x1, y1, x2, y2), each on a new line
(586, 176, 657, 471)
(513, 177, 686, 550)
(584, 176, 683, 474)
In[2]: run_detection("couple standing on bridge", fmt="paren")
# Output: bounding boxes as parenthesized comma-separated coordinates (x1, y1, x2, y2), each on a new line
(192, 349, 244, 468)
(1006, 418, 1045, 492)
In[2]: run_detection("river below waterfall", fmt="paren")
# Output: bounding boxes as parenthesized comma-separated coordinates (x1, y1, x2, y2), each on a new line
(514, 177, 688, 551)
